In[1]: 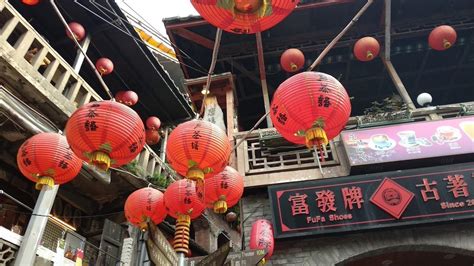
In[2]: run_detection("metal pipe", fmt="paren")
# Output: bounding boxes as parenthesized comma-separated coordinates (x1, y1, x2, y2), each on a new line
(49, 0, 114, 99)
(384, 0, 391, 60)
(232, 110, 270, 152)
(157, 127, 169, 176)
(307, 0, 373, 71)
(177, 253, 186, 266)
(255, 32, 273, 128)
(73, 34, 91, 73)
(0, 190, 33, 211)
(200, 28, 223, 116)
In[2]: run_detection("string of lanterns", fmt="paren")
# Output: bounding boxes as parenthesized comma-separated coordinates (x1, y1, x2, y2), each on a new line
(18, 0, 459, 263)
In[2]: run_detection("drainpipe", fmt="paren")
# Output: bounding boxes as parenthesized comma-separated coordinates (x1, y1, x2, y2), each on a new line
(382, 0, 416, 110)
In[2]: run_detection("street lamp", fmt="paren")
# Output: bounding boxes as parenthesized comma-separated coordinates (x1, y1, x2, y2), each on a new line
(416, 93, 432, 107)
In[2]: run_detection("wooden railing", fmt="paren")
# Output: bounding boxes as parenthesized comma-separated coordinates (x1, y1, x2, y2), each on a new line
(0, 0, 174, 180)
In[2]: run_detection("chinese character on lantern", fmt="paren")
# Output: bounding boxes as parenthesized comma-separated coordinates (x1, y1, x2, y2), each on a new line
(341, 186, 364, 210)
(288, 193, 309, 216)
(416, 178, 440, 202)
(316, 190, 337, 213)
(444, 174, 469, 198)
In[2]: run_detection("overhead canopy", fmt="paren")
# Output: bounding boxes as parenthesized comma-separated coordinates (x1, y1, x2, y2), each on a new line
(164, 0, 474, 130)
(12, 0, 195, 125)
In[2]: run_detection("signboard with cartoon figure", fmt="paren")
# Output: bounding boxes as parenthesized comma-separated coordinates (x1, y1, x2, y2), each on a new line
(341, 116, 474, 169)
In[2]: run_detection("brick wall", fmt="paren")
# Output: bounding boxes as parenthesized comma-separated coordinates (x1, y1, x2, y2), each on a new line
(242, 193, 474, 266)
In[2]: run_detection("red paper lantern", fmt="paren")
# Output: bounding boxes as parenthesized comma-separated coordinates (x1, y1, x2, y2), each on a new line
(164, 179, 205, 254)
(204, 166, 244, 213)
(17, 133, 82, 190)
(429, 25, 457, 51)
(166, 120, 231, 182)
(22, 0, 39, 5)
(146, 116, 161, 130)
(65, 101, 145, 171)
(95, 57, 114, 76)
(115, 90, 138, 106)
(249, 219, 274, 261)
(191, 0, 299, 34)
(66, 22, 86, 42)
(353, 37, 380, 62)
(270, 72, 351, 149)
(146, 129, 160, 146)
(124, 187, 167, 230)
(280, 48, 305, 72)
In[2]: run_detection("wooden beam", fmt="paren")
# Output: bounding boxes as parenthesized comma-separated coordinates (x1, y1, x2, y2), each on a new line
(173, 28, 215, 49)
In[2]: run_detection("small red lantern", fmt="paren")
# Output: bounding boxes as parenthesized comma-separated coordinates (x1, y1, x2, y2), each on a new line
(166, 120, 231, 183)
(280, 48, 305, 72)
(146, 129, 160, 146)
(191, 0, 299, 34)
(353, 37, 380, 62)
(65, 101, 145, 171)
(66, 22, 86, 42)
(164, 179, 205, 254)
(22, 0, 39, 5)
(115, 90, 138, 106)
(204, 166, 244, 213)
(429, 25, 457, 51)
(249, 219, 274, 261)
(124, 187, 167, 231)
(95, 57, 114, 76)
(17, 133, 82, 190)
(146, 116, 161, 130)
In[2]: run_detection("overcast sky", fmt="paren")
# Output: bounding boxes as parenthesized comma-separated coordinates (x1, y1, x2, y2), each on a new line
(118, 0, 198, 38)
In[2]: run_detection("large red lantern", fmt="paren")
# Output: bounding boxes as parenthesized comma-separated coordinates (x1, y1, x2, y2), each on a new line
(429, 25, 457, 51)
(22, 0, 39, 5)
(191, 0, 299, 34)
(280, 48, 305, 72)
(164, 179, 205, 254)
(95, 57, 114, 76)
(65, 101, 145, 171)
(249, 219, 274, 261)
(166, 120, 231, 182)
(66, 22, 86, 42)
(124, 187, 167, 231)
(115, 90, 138, 106)
(17, 133, 82, 190)
(353, 37, 380, 62)
(270, 72, 351, 149)
(204, 166, 244, 213)
(146, 129, 160, 146)
(146, 116, 161, 130)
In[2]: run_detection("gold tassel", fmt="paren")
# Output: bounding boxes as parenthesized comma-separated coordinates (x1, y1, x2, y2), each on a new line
(214, 196, 228, 214)
(173, 214, 191, 254)
(366, 50, 374, 60)
(186, 166, 204, 182)
(443, 39, 452, 49)
(91, 151, 111, 171)
(305, 127, 328, 149)
(35, 176, 54, 190)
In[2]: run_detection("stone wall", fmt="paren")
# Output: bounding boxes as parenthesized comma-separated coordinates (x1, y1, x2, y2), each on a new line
(242, 193, 474, 266)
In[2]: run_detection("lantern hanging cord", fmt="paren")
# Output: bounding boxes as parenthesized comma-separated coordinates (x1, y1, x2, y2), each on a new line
(307, 0, 374, 71)
(313, 145, 324, 175)
(50, 0, 114, 100)
(199, 28, 223, 117)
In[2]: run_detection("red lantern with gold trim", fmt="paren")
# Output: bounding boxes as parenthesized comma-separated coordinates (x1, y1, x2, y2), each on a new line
(164, 179, 205, 254)
(191, 0, 300, 34)
(17, 133, 82, 190)
(65, 101, 145, 171)
(146, 129, 160, 146)
(280, 48, 305, 72)
(249, 219, 274, 261)
(353, 37, 380, 62)
(124, 187, 167, 231)
(22, 0, 39, 5)
(204, 166, 244, 213)
(146, 116, 161, 130)
(66, 22, 86, 42)
(429, 25, 457, 51)
(95, 57, 114, 76)
(270, 72, 351, 149)
(166, 120, 231, 183)
(115, 90, 138, 106)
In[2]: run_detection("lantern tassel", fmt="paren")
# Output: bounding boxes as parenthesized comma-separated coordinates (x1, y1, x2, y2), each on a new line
(35, 176, 55, 190)
(305, 127, 328, 149)
(186, 166, 205, 182)
(366, 50, 373, 60)
(290, 63, 298, 72)
(173, 214, 191, 254)
(91, 151, 111, 171)
(443, 39, 452, 49)
(214, 196, 228, 214)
